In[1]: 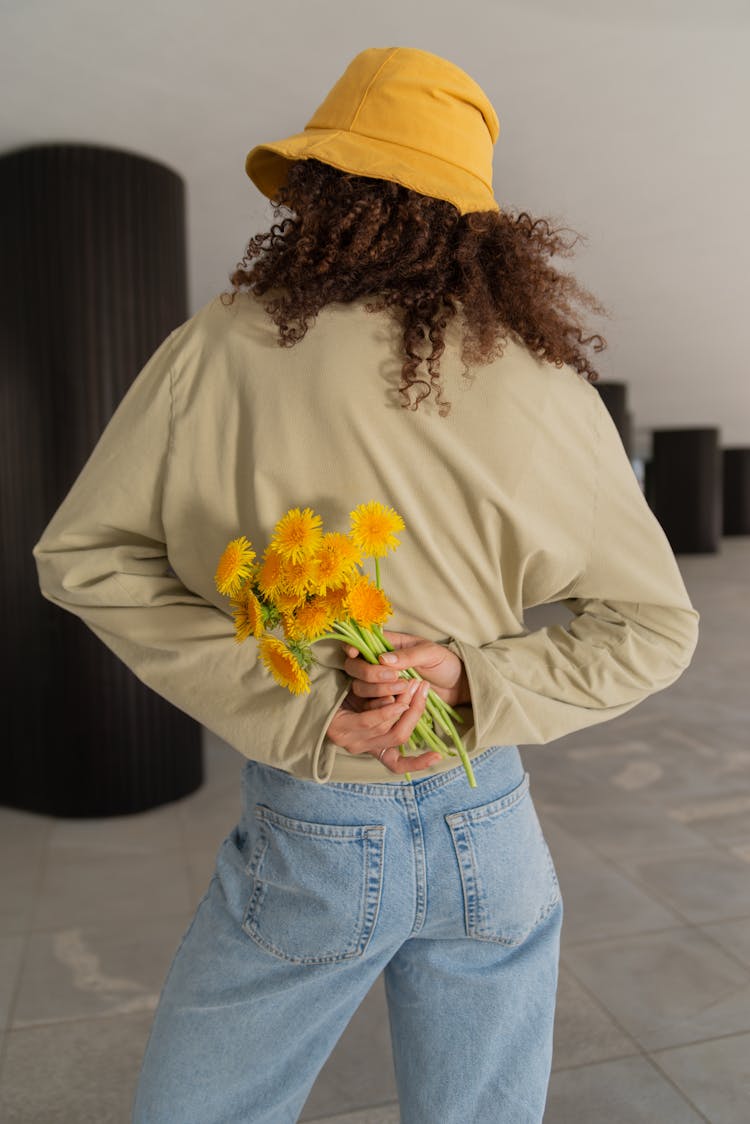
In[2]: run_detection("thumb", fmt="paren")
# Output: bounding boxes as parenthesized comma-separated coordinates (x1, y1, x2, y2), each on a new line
(377, 641, 432, 668)
(381, 629, 422, 651)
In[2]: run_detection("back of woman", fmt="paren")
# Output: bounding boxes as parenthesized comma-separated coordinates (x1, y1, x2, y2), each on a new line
(32, 45, 699, 1124)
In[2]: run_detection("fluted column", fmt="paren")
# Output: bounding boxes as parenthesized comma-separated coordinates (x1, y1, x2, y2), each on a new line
(593, 381, 631, 457)
(722, 448, 750, 535)
(1, 143, 203, 816)
(650, 428, 722, 554)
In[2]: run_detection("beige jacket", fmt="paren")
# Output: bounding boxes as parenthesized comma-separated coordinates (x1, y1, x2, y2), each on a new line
(32, 290, 700, 784)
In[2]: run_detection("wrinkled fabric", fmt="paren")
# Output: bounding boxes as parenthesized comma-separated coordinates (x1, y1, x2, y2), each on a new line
(32, 289, 699, 784)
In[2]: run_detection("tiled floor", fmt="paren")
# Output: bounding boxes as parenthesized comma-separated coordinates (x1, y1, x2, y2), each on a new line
(1, 538, 748, 1122)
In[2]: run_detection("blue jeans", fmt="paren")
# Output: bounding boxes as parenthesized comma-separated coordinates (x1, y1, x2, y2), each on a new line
(131, 743, 563, 1123)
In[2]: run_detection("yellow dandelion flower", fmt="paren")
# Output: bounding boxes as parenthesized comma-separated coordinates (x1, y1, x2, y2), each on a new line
(229, 586, 265, 643)
(275, 587, 306, 615)
(292, 597, 337, 642)
(214, 535, 257, 597)
(319, 583, 351, 620)
(280, 611, 298, 641)
(349, 501, 405, 558)
(255, 546, 285, 600)
(344, 575, 392, 628)
(271, 507, 324, 564)
(280, 555, 317, 599)
(259, 635, 311, 695)
(312, 533, 363, 594)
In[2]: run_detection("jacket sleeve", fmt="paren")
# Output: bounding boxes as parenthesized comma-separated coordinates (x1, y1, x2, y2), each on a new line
(31, 331, 350, 778)
(446, 383, 700, 748)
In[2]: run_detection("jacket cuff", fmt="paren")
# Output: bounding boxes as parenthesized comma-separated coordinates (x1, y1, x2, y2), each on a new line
(311, 676, 353, 784)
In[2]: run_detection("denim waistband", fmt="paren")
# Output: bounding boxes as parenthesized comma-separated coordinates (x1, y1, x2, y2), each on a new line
(245, 743, 520, 801)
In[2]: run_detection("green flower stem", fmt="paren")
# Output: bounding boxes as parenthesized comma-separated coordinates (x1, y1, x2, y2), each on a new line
(317, 621, 378, 662)
(410, 714, 448, 752)
(424, 691, 465, 738)
(424, 694, 476, 787)
(350, 629, 463, 732)
(312, 621, 475, 786)
(353, 622, 382, 662)
(359, 626, 475, 784)
(406, 687, 475, 788)
(400, 711, 442, 753)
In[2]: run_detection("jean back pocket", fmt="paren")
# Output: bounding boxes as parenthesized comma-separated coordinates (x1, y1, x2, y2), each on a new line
(242, 804, 386, 965)
(445, 772, 561, 947)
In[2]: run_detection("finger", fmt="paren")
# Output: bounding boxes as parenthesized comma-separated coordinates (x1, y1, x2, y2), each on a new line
(338, 684, 419, 742)
(387, 680, 431, 737)
(381, 629, 422, 650)
(350, 676, 414, 700)
(377, 642, 434, 669)
(344, 694, 387, 714)
(343, 652, 391, 680)
(337, 681, 433, 757)
(376, 746, 444, 774)
(364, 682, 423, 730)
(361, 696, 396, 710)
(362, 681, 429, 744)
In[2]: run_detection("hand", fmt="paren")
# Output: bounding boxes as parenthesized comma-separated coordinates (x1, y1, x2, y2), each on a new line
(326, 676, 442, 775)
(342, 629, 470, 711)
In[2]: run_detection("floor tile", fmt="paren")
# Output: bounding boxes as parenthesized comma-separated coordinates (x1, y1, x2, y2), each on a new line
(184, 847, 221, 908)
(174, 742, 243, 855)
(0, 934, 26, 1031)
(0, 806, 53, 861)
(544, 1054, 705, 1122)
(539, 817, 684, 945)
(0, 856, 42, 936)
(563, 926, 750, 1051)
(11, 914, 191, 1028)
(697, 916, 750, 969)
(727, 839, 750, 863)
(46, 802, 182, 860)
(31, 850, 192, 930)
(198, 730, 245, 788)
(550, 964, 639, 1070)
(176, 796, 241, 855)
(523, 752, 615, 810)
(0, 1011, 154, 1123)
(611, 845, 750, 924)
(652, 1031, 750, 1124)
(540, 796, 709, 860)
(663, 789, 750, 846)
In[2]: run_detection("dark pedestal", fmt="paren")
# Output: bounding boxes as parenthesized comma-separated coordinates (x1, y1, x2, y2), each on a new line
(722, 447, 750, 535)
(649, 428, 722, 554)
(1, 142, 203, 816)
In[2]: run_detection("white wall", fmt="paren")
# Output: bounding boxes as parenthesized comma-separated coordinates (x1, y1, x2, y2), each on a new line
(3, 0, 748, 443)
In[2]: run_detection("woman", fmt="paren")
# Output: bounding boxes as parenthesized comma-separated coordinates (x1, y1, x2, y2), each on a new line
(33, 46, 699, 1123)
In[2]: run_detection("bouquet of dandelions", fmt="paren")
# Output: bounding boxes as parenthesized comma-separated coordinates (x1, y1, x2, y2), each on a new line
(214, 500, 476, 787)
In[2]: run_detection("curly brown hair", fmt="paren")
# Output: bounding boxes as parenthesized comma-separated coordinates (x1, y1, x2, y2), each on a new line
(221, 158, 610, 418)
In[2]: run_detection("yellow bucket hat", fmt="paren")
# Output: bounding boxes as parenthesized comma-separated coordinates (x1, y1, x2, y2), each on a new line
(245, 46, 500, 216)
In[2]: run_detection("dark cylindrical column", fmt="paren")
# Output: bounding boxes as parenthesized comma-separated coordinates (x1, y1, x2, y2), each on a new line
(650, 428, 722, 554)
(1, 142, 203, 816)
(722, 448, 750, 535)
(594, 382, 631, 456)
(644, 456, 654, 508)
